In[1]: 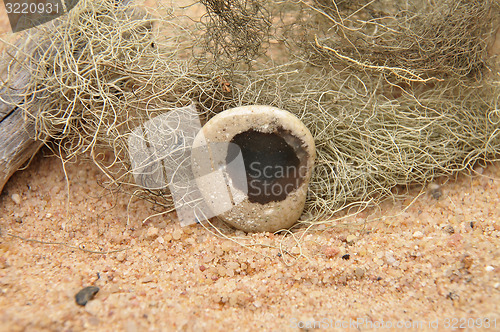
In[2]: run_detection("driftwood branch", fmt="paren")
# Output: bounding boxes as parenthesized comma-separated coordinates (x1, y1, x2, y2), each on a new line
(0, 35, 44, 194)
(0, 0, 134, 193)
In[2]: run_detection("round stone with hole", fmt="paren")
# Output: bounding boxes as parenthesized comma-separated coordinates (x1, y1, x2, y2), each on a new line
(192, 105, 315, 232)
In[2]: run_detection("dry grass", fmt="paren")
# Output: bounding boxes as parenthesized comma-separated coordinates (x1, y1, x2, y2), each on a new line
(0, 0, 499, 229)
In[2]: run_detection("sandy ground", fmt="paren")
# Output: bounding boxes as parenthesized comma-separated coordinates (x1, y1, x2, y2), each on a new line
(0, 152, 498, 331)
(0, 1, 499, 331)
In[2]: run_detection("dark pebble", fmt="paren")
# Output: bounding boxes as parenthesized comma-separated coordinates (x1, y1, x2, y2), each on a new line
(341, 254, 350, 260)
(442, 225, 454, 234)
(446, 291, 459, 301)
(75, 286, 100, 306)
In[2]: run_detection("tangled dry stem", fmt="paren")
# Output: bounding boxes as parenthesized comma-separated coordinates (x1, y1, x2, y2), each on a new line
(200, 0, 500, 223)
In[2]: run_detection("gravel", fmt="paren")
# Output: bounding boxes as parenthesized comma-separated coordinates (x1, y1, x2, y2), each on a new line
(75, 286, 100, 306)
(1, 149, 498, 331)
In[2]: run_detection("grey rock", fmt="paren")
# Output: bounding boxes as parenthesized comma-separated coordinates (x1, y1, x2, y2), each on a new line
(75, 286, 100, 306)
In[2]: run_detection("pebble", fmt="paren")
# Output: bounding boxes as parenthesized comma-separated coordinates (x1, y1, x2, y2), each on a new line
(461, 254, 473, 270)
(11, 194, 21, 205)
(385, 251, 397, 265)
(323, 246, 339, 258)
(442, 225, 455, 234)
(346, 235, 357, 244)
(413, 231, 424, 239)
(226, 261, 240, 272)
(221, 241, 233, 252)
(217, 266, 227, 277)
(172, 229, 182, 240)
(354, 267, 365, 278)
(142, 275, 154, 283)
(485, 265, 495, 272)
(146, 226, 159, 240)
(13, 211, 24, 218)
(75, 286, 100, 306)
(84, 299, 103, 316)
(116, 252, 126, 262)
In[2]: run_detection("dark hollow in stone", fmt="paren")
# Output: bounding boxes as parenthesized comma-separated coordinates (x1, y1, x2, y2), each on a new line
(226, 128, 307, 204)
(75, 286, 100, 306)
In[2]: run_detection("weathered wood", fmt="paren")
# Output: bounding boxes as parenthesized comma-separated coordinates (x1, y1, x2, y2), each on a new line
(0, 0, 134, 193)
(0, 35, 44, 194)
(0, 107, 44, 193)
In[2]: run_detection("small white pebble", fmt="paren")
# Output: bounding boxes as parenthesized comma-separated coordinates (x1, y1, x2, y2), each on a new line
(221, 241, 233, 252)
(494, 282, 500, 289)
(11, 194, 21, 205)
(354, 267, 365, 278)
(226, 261, 239, 271)
(141, 275, 154, 283)
(116, 252, 126, 262)
(146, 226, 159, 240)
(172, 229, 182, 240)
(413, 231, 424, 239)
(346, 235, 357, 244)
(217, 266, 227, 277)
(13, 211, 24, 218)
(485, 265, 495, 272)
(385, 251, 397, 265)
(84, 299, 103, 316)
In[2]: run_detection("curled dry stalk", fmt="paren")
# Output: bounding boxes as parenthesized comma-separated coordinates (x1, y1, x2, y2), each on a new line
(1, 0, 498, 246)
(2, 0, 232, 211)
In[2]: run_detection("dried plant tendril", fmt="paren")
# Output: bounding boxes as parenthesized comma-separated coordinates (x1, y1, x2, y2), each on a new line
(2, 0, 499, 228)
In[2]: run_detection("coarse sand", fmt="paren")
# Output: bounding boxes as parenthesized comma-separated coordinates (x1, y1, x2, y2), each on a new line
(0, 149, 498, 331)
(0, 1, 499, 331)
